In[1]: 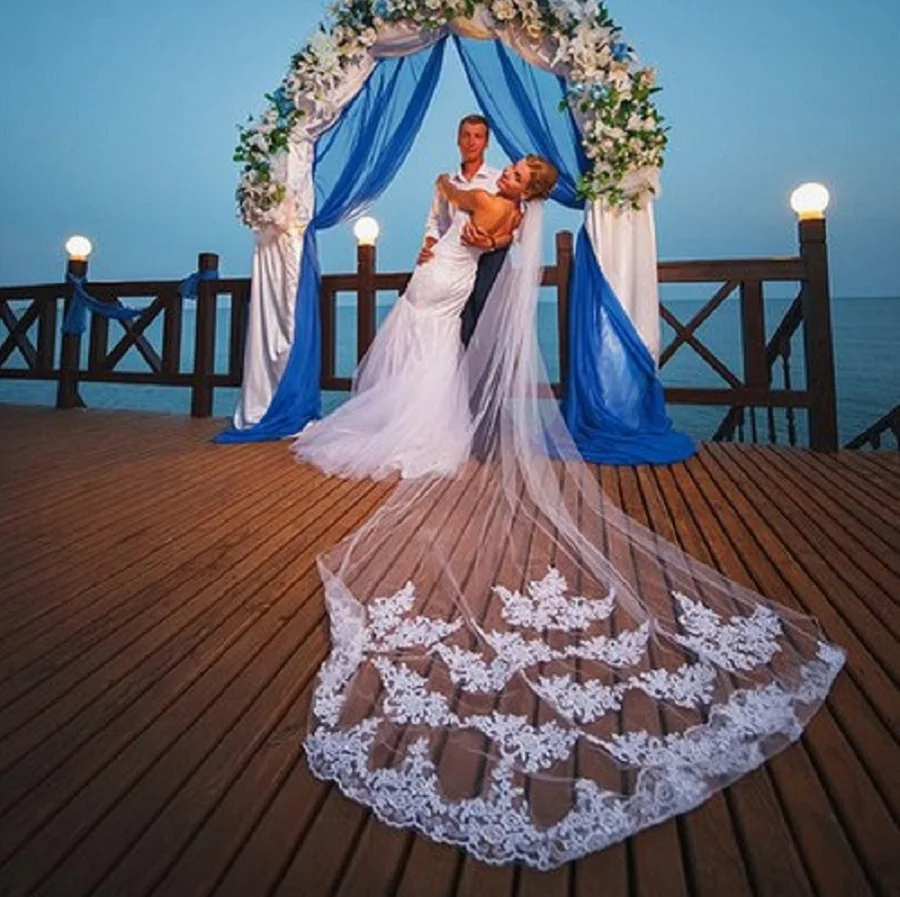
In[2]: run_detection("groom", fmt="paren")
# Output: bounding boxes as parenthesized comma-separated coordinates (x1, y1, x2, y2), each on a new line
(417, 114, 513, 346)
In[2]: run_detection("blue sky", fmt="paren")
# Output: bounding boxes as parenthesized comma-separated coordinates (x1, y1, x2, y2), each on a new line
(1, 0, 898, 298)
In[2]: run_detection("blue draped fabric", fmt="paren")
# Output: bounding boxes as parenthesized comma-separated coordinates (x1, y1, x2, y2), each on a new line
(62, 274, 145, 334)
(454, 36, 584, 208)
(563, 229, 695, 463)
(217, 41, 446, 443)
(456, 37, 694, 464)
(179, 267, 220, 301)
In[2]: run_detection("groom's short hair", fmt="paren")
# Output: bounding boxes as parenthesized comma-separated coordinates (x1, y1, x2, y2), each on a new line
(458, 114, 489, 138)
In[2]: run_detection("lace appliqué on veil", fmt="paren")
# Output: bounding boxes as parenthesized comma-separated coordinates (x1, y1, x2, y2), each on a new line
(306, 568, 845, 869)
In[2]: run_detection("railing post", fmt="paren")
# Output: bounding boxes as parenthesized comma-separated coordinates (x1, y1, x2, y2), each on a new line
(739, 279, 766, 443)
(57, 256, 87, 410)
(191, 252, 219, 418)
(320, 284, 336, 386)
(356, 242, 376, 363)
(556, 230, 573, 397)
(798, 218, 838, 450)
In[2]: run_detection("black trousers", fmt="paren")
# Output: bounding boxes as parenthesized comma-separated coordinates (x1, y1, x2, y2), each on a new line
(459, 246, 509, 347)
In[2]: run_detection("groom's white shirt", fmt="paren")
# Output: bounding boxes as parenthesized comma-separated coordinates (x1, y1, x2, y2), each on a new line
(423, 163, 502, 243)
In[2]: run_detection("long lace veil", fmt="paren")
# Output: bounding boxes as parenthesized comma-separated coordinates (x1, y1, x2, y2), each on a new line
(305, 201, 845, 868)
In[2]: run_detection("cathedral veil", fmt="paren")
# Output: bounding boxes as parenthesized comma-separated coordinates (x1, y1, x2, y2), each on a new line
(303, 201, 845, 868)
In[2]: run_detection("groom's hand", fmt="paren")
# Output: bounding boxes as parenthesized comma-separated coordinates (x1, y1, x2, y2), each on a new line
(462, 221, 508, 251)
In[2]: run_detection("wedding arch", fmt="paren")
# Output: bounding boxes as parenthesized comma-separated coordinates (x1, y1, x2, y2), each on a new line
(219, 0, 690, 464)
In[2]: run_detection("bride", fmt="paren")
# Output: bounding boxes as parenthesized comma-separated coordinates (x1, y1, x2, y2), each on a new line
(293, 153, 845, 869)
(292, 154, 558, 480)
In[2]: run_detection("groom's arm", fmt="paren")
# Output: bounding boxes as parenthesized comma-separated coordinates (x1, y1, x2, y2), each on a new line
(419, 180, 450, 264)
(461, 222, 513, 252)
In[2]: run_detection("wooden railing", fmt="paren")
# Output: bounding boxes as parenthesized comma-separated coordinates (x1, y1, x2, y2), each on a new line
(657, 218, 838, 450)
(320, 232, 573, 392)
(0, 254, 251, 418)
(0, 219, 844, 449)
(844, 405, 900, 450)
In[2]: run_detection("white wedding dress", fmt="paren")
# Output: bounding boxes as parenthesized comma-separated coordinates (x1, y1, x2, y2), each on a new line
(292, 214, 479, 479)
(296, 203, 845, 869)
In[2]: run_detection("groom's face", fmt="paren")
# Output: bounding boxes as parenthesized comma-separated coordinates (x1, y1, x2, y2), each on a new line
(457, 123, 489, 167)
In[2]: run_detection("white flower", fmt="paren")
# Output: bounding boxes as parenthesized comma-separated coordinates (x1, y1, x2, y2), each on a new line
(491, 0, 516, 22)
(239, 0, 668, 224)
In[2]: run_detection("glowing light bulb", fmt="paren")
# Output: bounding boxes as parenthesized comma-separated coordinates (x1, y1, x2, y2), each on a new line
(790, 183, 830, 221)
(353, 216, 380, 246)
(65, 235, 93, 260)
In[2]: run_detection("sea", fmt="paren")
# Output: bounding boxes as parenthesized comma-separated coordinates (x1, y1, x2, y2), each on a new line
(2, 296, 897, 446)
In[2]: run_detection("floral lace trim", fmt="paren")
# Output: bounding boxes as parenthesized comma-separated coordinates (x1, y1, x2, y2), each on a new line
(672, 593, 783, 671)
(536, 661, 718, 723)
(309, 569, 846, 867)
(495, 567, 615, 630)
(434, 622, 651, 693)
(306, 646, 843, 870)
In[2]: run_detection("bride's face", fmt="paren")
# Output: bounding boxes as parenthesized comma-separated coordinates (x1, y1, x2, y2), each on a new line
(498, 160, 532, 200)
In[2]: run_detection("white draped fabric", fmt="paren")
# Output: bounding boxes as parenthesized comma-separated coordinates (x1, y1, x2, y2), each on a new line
(232, 17, 661, 430)
(587, 199, 661, 360)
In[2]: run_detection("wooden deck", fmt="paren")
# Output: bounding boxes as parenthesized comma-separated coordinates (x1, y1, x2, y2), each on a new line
(0, 405, 897, 897)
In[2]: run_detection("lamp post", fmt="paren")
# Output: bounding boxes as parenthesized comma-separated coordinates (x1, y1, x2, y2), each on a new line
(791, 183, 838, 450)
(354, 217, 379, 362)
(57, 235, 93, 409)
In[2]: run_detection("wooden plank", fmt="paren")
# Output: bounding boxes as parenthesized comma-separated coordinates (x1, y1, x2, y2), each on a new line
(767, 447, 900, 563)
(804, 452, 900, 519)
(570, 464, 630, 897)
(689, 449, 899, 894)
(0, 411, 225, 515)
(333, 471, 509, 897)
(514, 465, 572, 897)
(703, 446, 899, 687)
(452, 478, 539, 897)
(0, 420, 264, 565)
(0, 469, 357, 786)
(270, 477, 469, 896)
(1, 410, 896, 896)
(0, 448, 306, 703)
(665, 387, 810, 407)
(658, 258, 806, 282)
(716, 445, 900, 631)
(0, 431, 258, 590)
(668, 455, 832, 897)
(839, 449, 900, 488)
(73, 487, 391, 895)
(0, 479, 390, 895)
(605, 465, 691, 897)
(634, 464, 756, 897)
(649, 462, 876, 897)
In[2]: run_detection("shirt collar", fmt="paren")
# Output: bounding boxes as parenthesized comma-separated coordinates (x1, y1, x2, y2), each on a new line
(453, 162, 498, 184)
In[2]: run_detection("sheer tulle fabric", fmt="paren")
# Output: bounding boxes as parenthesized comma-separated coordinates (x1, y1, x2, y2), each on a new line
(300, 204, 845, 868)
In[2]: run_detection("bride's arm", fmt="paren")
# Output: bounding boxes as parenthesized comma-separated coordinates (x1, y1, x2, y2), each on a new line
(436, 175, 484, 212)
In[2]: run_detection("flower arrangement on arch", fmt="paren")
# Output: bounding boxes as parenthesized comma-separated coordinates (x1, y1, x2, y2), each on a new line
(235, 0, 667, 229)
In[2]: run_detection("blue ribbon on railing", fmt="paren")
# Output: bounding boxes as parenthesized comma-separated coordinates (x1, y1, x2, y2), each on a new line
(179, 268, 219, 301)
(62, 274, 146, 335)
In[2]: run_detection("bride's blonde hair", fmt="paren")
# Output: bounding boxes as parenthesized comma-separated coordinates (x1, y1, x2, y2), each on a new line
(523, 155, 558, 200)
